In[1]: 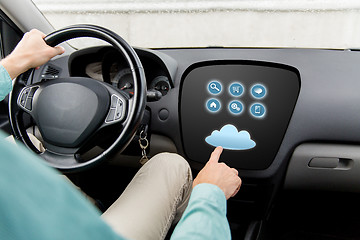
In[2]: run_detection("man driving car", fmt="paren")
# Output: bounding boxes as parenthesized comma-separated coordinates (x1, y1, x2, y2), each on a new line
(0, 29, 241, 240)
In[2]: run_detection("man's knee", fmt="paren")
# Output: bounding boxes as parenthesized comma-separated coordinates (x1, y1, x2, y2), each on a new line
(150, 152, 190, 172)
(147, 152, 192, 184)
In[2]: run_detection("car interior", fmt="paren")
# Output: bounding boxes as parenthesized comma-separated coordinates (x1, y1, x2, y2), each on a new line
(1, 0, 360, 239)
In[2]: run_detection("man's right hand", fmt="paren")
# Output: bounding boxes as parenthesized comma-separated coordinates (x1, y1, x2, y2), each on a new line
(192, 146, 242, 200)
(1, 29, 65, 79)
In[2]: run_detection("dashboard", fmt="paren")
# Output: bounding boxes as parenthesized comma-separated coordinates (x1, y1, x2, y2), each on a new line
(31, 45, 360, 221)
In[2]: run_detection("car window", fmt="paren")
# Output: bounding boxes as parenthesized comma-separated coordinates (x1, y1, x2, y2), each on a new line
(0, 12, 22, 133)
(0, 13, 22, 58)
(31, 0, 360, 50)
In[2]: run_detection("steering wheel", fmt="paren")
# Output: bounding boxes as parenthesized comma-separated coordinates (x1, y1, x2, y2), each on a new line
(8, 25, 147, 172)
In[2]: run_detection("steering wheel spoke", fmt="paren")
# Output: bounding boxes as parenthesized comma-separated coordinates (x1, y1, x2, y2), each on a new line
(17, 85, 39, 113)
(103, 90, 128, 125)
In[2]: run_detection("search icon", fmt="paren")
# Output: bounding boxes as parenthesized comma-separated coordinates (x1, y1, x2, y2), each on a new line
(210, 83, 220, 92)
(208, 81, 222, 94)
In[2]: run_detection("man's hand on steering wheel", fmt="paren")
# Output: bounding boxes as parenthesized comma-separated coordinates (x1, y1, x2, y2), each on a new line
(1, 29, 65, 79)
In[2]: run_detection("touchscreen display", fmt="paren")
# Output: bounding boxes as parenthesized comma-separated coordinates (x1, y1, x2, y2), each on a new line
(180, 62, 299, 170)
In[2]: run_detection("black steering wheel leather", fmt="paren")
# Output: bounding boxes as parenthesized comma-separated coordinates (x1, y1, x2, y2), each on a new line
(9, 25, 147, 172)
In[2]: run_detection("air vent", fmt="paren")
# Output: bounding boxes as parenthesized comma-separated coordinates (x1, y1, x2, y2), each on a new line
(41, 64, 61, 81)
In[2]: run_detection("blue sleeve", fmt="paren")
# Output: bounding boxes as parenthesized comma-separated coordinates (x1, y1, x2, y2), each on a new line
(0, 132, 125, 240)
(170, 183, 231, 240)
(0, 65, 13, 101)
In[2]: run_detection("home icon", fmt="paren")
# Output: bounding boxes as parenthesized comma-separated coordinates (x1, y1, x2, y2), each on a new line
(210, 102, 217, 108)
(206, 99, 221, 113)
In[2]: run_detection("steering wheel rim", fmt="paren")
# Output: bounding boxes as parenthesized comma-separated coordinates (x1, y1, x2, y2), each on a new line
(8, 25, 147, 172)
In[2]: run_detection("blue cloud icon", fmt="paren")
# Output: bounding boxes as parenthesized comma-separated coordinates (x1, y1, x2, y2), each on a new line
(205, 124, 256, 150)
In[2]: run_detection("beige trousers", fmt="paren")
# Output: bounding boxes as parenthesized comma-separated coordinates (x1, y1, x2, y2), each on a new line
(102, 153, 193, 240)
(6, 134, 192, 239)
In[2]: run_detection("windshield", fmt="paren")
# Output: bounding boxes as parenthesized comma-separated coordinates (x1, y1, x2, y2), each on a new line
(32, 0, 360, 49)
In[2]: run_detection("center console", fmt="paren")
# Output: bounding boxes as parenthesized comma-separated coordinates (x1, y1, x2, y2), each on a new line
(180, 61, 300, 170)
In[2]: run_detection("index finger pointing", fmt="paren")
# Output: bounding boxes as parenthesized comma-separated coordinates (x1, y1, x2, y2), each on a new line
(208, 146, 223, 163)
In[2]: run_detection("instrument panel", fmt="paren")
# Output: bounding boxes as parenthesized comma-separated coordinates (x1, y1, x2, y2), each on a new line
(70, 46, 172, 98)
